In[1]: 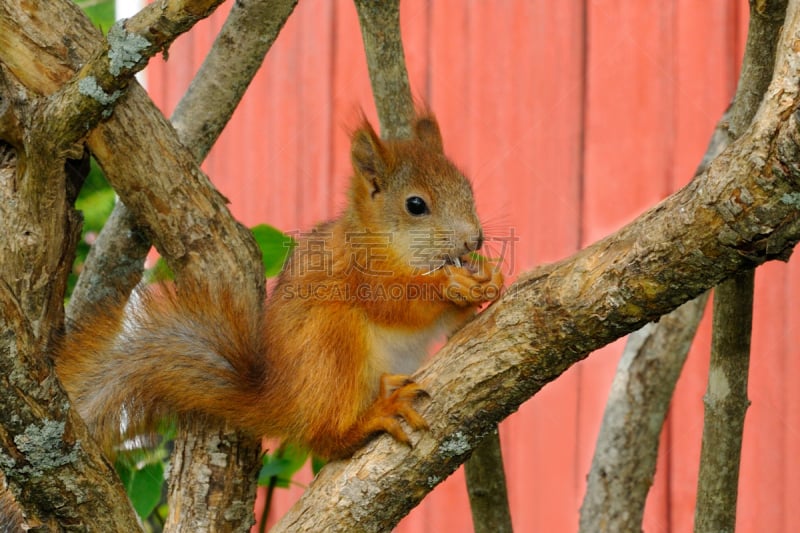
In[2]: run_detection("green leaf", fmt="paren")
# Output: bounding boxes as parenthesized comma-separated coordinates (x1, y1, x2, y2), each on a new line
(116, 456, 132, 488)
(68, 158, 115, 298)
(114, 430, 174, 522)
(74, 0, 115, 33)
(311, 455, 327, 476)
(258, 443, 308, 488)
(277, 443, 308, 478)
(126, 461, 165, 519)
(147, 257, 174, 282)
(259, 455, 291, 487)
(251, 224, 295, 278)
(115, 450, 166, 520)
(75, 187, 116, 230)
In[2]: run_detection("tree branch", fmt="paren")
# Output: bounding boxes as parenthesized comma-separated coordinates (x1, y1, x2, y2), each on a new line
(353, 0, 415, 139)
(695, 270, 754, 532)
(1, 0, 265, 293)
(465, 430, 513, 533)
(579, 294, 709, 532)
(66, 202, 150, 324)
(272, 5, 800, 526)
(69, 0, 299, 322)
(20, 0, 226, 151)
(173, 0, 299, 160)
(695, 3, 788, 530)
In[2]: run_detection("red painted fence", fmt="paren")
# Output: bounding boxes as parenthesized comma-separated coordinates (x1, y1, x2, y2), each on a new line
(147, 1, 800, 531)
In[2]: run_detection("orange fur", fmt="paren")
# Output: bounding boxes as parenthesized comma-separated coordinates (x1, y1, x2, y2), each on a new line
(0, 486, 25, 532)
(56, 113, 503, 459)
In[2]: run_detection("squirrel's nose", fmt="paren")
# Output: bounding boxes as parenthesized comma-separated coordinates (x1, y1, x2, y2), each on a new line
(465, 230, 484, 252)
(452, 219, 483, 255)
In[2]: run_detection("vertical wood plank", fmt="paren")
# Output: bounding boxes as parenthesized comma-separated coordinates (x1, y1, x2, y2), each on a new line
(330, 0, 373, 216)
(738, 262, 788, 532)
(297, 0, 335, 230)
(583, 2, 676, 242)
(580, 4, 676, 531)
(783, 257, 800, 533)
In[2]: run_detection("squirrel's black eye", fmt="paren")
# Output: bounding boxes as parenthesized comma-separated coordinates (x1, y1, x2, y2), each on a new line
(405, 196, 429, 216)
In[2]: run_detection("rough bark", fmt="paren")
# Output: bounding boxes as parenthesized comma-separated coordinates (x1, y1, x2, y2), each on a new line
(165, 418, 263, 533)
(0, 0, 263, 530)
(579, 294, 709, 532)
(695, 271, 754, 533)
(728, 0, 790, 141)
(66, 202, 150, 325)
(465, 430, 514, 533)
(353, 0, 415, 139)
(0, 60, 141, 532)
(272, 4, 800, 527)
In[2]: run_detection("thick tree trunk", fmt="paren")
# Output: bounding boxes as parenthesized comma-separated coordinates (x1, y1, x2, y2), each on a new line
(0, 58, 142, 532)
(0, 1, 264, 530)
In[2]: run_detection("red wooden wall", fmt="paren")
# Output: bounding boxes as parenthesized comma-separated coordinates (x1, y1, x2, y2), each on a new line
(146, 1, 800, 531)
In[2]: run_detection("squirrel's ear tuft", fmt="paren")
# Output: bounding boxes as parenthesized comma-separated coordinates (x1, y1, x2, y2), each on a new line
(412, 114, 443, 153)
(351, 120, 390, 197)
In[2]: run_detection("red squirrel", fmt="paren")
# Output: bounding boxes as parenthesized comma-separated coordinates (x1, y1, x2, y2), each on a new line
(56, 113, 503, 459)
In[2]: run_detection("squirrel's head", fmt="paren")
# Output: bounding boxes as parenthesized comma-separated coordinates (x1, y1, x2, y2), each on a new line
(349, 114, 483, 273)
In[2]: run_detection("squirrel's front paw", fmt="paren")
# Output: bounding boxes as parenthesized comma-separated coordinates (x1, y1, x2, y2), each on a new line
(362, 374, 429, 447)
(444, 255, 503, 306)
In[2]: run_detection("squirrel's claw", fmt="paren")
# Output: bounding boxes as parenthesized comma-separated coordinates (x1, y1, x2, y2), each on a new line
(365, 374, 430, 446)
(445, 263, 504, 306)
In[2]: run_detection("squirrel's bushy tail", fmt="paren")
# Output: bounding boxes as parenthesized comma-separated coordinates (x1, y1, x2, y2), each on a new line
(0, 486, 24, 532)
(56, 282, 268, 451)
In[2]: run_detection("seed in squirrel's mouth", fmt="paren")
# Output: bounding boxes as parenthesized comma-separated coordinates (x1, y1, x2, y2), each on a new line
(424, 255, 461, 276)
(441, 256, 463, 268)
